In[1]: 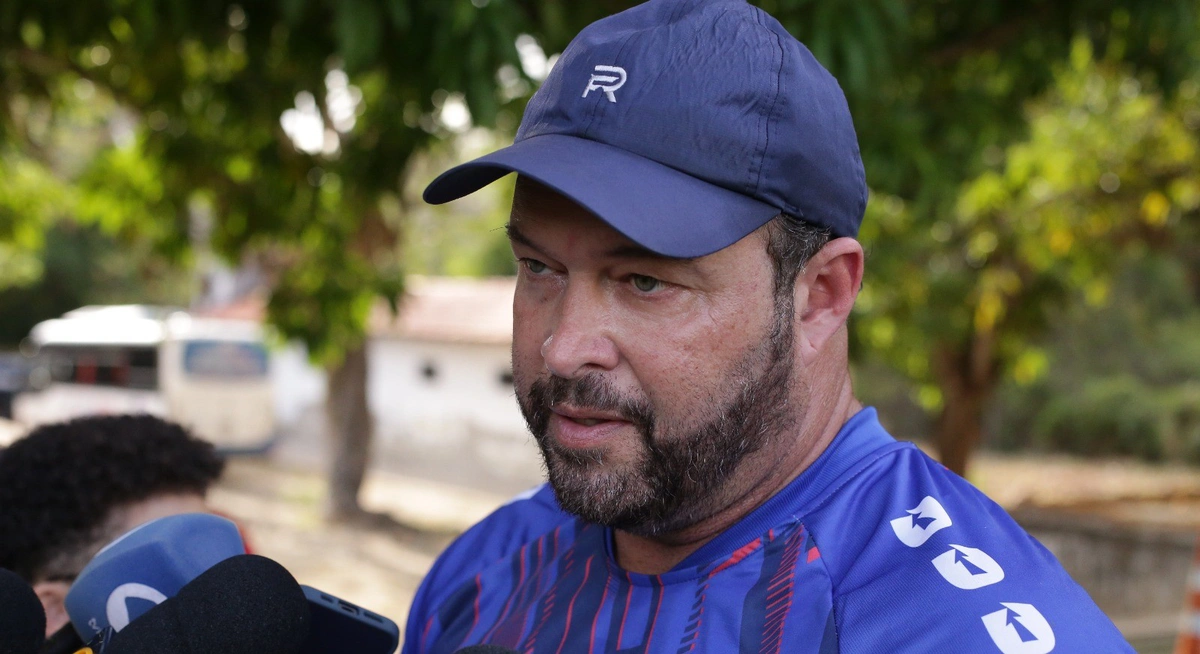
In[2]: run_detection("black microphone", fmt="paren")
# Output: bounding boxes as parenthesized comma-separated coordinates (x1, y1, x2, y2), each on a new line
(0, 568, 45, 654)
(453, 647, 521, 653)
(39, 624, 85, 654)
(101, 554, 310, 654)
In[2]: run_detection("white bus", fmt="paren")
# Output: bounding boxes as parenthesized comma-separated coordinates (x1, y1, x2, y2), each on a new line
(15, 305, 277, 453)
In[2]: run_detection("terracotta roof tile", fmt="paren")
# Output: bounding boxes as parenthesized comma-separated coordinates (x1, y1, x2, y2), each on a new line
(371, 276, 515, 345)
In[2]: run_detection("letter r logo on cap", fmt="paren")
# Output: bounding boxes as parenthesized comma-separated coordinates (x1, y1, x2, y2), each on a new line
(583, 65, 627, 102)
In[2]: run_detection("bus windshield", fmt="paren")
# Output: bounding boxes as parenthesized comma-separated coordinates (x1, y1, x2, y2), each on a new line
(181, 340, 269, 379)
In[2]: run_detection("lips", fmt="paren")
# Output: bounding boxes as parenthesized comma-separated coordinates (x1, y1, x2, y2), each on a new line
(549, 405, 633, 449)
(552, 404, 626, 424)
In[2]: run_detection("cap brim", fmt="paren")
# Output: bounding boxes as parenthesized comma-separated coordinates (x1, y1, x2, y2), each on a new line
(422, 134, 779, 258)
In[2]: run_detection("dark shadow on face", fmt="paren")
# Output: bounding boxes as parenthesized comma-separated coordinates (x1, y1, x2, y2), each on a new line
(517, 295, 798, 537)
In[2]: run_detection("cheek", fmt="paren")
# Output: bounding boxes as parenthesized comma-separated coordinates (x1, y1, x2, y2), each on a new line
(618, 318, 733, 409)
(512, 295, 549, 376)
(617, 295, 773, 418)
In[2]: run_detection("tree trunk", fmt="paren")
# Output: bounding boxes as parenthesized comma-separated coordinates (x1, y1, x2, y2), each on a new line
(932, 335, 998, 477)
(326, 344, 373, 518)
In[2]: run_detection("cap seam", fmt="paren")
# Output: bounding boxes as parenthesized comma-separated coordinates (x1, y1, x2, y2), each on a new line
(666, 0, 693, 23)
(751, 7, 785, 206)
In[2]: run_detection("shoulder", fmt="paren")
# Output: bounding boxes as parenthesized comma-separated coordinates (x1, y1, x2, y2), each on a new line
(402, 484, 571, 651)
(804, 446, 1132, 653)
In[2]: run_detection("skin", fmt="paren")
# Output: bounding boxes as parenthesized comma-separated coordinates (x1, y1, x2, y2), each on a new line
(34, 492, 209, 638)
(510, 178, 865, 574)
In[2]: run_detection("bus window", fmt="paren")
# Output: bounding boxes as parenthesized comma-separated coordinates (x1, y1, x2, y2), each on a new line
(126, 348, 158, 389)
(182, 341, 268, 379)
(40, 346, 159, 390)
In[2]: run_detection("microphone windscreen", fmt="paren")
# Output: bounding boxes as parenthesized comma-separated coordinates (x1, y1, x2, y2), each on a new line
(106, 554, 310, 654)
(0, 568, 45, 654)
(65, 513, 244, 639)
(453, 647, 522, 653)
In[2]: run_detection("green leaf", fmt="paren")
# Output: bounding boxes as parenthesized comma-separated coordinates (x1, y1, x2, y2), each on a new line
(335, 0, 384, 72)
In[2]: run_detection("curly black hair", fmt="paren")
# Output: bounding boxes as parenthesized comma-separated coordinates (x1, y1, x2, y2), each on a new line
(0, 414, 225, 582)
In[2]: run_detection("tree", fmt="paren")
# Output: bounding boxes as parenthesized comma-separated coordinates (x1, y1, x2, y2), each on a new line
(1, 0, 530, 519)
(856, 41, 1200, 473)
(4, 0, 1198, 492)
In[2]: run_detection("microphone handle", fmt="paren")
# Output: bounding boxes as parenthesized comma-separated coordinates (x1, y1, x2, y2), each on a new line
(39, 623, 85, 654)
(70, 627, 115, 654)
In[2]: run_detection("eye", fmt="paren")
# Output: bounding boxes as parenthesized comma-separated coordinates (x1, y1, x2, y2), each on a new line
(522, 258, 549, 274)
(630, 274, 663, 293)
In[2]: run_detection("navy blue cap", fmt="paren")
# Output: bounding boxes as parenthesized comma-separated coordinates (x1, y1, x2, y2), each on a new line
(423, 0, 867, 258)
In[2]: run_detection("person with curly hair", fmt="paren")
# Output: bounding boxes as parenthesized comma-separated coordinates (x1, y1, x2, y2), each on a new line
(0, 414, 225, 638)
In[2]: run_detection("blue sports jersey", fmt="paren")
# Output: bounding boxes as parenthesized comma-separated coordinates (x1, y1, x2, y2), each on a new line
(404, 408, 1132, 653)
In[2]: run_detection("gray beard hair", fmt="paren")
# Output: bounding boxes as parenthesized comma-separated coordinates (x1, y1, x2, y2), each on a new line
(516, 300, 799, 537)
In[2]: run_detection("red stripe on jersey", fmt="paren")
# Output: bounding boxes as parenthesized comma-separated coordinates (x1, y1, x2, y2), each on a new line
(587, 567, 611, 654)
(710, 537, 765, 577)
(555, 557, 594, 654)
(616, 571, 633, 649)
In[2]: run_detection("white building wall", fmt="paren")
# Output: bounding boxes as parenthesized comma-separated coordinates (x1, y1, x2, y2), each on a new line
(269, 337, 542, 490)
(269, 343, 327, 426)
(368, 339, 528, 447)
(366, 338, 541, 487)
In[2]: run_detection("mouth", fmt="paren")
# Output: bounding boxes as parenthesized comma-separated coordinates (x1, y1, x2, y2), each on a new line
(548, 405, 632, 448)
(552, 405, 627, 425)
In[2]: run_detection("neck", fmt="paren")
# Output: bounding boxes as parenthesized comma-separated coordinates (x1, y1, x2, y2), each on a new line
(612, 372, 861, 575)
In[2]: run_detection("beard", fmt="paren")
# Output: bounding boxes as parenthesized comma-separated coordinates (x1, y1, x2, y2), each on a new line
(515, 300, 798, 537)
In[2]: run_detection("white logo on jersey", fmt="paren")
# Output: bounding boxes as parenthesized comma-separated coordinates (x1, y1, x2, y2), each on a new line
(106, 582, 168, 631)
(889, 496, 952, 547)
(932, 544, 1006, 589)
(582, 65, 627, 102)
(982, 603, 1056, 654)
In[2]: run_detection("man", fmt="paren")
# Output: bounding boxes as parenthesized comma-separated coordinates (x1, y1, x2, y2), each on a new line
(405, 0, 1132, 651)
(0, 414, 225, 640)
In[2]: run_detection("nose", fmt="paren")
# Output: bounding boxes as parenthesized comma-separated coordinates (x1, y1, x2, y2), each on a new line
(541, 282, 620, 378)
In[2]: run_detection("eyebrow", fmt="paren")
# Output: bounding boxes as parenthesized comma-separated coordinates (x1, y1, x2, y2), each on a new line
(505, 222, 549, 260)
(505, 222, 696, 264)
(505, 222, 533, 248)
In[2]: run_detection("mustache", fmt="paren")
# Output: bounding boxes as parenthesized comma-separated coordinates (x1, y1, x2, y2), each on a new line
(525, 372, 655, 436)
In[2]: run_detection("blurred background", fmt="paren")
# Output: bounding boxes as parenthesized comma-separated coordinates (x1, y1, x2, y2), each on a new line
(1, 0, 1198, 650)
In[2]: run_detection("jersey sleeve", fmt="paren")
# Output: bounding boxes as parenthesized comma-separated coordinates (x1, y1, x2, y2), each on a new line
(402, 484, 569, 654)
(807, 446, 1133, 654)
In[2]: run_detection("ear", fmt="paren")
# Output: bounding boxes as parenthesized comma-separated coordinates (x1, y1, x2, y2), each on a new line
(34, 580, 72, 638)
(794, 237, 864, 361)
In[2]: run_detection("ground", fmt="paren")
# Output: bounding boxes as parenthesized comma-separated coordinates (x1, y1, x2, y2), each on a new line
(208, 457, 503, 630)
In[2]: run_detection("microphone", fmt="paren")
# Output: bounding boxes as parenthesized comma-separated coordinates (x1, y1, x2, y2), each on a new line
(98, 554, 310, 653)
(0, 568, 45, 654)
(300, 586, 399, 654)
(40, 624, 85, 654)
(63, 513, 396, 653)
(64, 513, 245, 640)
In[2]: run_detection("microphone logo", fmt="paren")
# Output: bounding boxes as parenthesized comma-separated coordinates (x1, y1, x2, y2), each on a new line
(106, 582, 168, 631)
